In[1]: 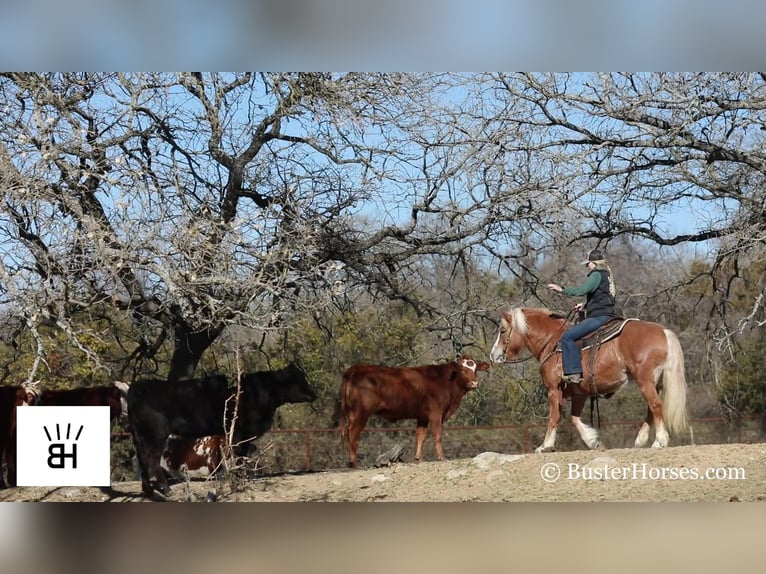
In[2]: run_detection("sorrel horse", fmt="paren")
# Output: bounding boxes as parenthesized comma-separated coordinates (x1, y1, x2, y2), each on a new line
(489, 307, 689, 452)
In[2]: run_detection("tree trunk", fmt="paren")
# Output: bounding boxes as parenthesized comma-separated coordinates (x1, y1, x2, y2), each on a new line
(167, 323, 225, 382)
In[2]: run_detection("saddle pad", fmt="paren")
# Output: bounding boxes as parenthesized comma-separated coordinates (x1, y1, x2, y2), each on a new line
(579, 317, 637, 350)
(554, 318, 638, 353)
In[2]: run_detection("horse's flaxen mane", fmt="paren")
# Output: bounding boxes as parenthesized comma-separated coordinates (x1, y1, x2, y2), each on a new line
(522, 307, 569, 321)
(509, 308, 528, 335)
(511, 306, 570, 334)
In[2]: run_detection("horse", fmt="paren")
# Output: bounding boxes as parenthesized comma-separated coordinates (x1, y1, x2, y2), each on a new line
(489, 307, 689, 453)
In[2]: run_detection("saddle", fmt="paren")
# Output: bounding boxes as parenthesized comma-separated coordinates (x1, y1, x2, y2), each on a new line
(577, 317, 635, 351)
(556, 317, 638, 398)
(554, 316, 634, 353)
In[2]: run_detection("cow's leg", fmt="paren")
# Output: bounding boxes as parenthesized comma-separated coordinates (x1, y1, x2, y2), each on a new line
(569, 394, 601, 449)
(536, 386, 563, 453)
(347, 413, 369, 468)
(132, 427, 172, 497)
(210, 440, 224, 476)
(429, 415, 448, 461)
(146, 436, 172, 496)
(414, 419, 428, 462)
(0, 444, 8, 488)
(131, 431, 155, 496)
(6, 432, 17, 487)
(136, 455, 152, 496)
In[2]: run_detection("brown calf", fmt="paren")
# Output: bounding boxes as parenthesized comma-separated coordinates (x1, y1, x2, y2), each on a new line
(338, 355, 490, 467)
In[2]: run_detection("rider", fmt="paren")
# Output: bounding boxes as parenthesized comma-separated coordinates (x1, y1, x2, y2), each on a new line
(546, 249, 617, 386)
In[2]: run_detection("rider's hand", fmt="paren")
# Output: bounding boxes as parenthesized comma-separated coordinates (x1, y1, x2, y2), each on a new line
(547, 283, 563, 292)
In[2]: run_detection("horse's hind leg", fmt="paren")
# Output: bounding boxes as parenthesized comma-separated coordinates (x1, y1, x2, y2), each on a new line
(635, 371, 668, 448)
(652, 421, 669, 448)
(634, 408, 653, 447)
(570, 394, 601, 450)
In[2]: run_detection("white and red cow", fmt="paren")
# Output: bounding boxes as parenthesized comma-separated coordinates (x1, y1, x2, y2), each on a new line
(160, 435, 226, 479)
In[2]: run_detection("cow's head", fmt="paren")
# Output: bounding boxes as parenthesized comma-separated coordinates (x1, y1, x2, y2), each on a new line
(113, 381, 131, 417)
(281, 363, 318, 404)
(455, 355, 491, 389)
(20, 381, 41, 405)
(241, 363, 318, 405)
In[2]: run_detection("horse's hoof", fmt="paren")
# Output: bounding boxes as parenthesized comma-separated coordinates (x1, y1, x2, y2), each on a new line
(535, 446, 556, 453)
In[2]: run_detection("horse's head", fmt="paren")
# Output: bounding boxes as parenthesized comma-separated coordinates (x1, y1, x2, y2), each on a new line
(489, 309, 529, 363)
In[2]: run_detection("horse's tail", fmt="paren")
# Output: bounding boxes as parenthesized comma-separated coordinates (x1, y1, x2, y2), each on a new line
(661, 329, 689, 436)
(336, 371, 350, 445)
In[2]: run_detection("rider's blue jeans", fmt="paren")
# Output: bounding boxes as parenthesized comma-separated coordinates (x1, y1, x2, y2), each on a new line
(560, 315, 612, 375)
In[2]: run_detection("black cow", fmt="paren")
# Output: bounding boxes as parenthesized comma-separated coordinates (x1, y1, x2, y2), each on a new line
(127, 364, 316, 497)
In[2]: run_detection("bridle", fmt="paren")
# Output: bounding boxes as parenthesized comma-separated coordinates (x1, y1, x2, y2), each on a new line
(499, 308, 576, 366)
(499, 324, 535, 364)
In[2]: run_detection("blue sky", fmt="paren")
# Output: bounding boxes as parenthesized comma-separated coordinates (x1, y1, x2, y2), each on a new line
(1, 1, 765, 69)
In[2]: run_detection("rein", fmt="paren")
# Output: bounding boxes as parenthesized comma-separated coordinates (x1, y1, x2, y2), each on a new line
(502, 308, 576, 365)
(536, 308, 577, 367)
(500, 316, 530, 364)
(500, 352, 535, 365)
(503, 355, 534, 365)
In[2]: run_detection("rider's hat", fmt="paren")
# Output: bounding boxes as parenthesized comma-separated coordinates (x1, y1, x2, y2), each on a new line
(581, 249, 604, 265)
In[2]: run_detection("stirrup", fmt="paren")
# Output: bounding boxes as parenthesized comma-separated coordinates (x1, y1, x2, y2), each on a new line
(561, 374, 583, 386)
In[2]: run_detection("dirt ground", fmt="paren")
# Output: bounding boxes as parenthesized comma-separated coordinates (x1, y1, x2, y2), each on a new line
(1, 442, 763, 502)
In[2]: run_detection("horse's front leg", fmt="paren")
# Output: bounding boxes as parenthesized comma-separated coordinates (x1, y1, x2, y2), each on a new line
(536, 385, 563, 453)
(570, 394, 601, 450)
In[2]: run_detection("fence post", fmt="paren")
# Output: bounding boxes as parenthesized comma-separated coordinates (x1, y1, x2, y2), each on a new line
(305, 430, 313, 471)
(523, 423, 531, 453)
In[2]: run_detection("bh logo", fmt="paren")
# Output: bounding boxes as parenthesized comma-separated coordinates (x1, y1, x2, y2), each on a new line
(44, 423, 84, 469)
(16, 406, 111, 487)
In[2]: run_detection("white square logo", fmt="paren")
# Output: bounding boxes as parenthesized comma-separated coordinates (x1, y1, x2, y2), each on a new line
(16, 406, 111, 487)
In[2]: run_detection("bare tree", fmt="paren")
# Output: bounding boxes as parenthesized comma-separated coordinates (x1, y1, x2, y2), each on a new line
(0, 72, 548, 382)
(4, 72, 764, 385)
(465, 72, 766, 339)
